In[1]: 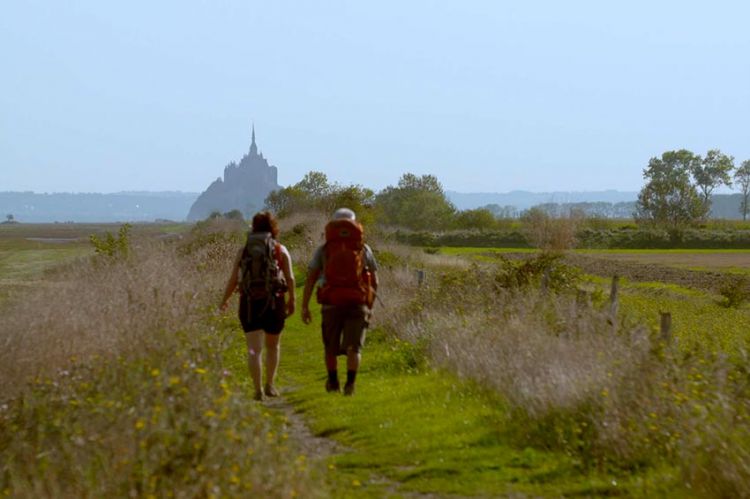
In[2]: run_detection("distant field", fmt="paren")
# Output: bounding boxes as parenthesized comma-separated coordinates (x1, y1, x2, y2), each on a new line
(575, 248, 750, 273)
(0, 223, 191, 301)
(441, 246, 750, 274)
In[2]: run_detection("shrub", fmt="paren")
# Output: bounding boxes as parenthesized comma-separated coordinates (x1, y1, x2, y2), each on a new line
(521, 208, 579, 252)
(89, 223, 132, 259)
(719, 275, 750, 308)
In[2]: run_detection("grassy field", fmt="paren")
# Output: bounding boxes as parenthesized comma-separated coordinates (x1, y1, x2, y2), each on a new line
(442, 246, 750, 273)
(0, 223, 190, 299)
(0, 222, 327, 497)
(3, 224, 749, 497)
(221, 296, 678, 497)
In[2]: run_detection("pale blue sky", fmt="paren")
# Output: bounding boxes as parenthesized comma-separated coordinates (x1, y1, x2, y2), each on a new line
(1, 1, 748, 194)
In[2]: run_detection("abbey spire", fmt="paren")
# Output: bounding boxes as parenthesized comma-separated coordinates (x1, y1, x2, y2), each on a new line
(250, 124, 258, 156)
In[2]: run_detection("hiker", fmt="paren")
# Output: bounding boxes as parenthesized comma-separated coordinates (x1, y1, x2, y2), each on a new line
(220, 211, 295, 401)
(301, 208, 378, 396)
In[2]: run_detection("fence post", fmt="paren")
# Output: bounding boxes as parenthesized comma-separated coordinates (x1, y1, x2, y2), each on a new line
(609, 275, 619, 321)
(660, 312, 672, 343)
(416, 269, 425, 287)
(540, 267, 551, 295)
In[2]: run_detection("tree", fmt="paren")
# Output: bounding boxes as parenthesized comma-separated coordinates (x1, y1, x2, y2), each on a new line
(223, 209, 244, 221)
(692, 149, 734, 210)
(375, 173, 456, 230)
(295, 171, 333, 199)
(734, 160, 750, 221)
(6, 214, 14, 223)
(635, 150, 707, 227)
(454, 208, 498, 230)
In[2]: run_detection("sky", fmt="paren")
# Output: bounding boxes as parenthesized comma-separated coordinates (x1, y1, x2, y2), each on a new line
(1, 1, 748, 194)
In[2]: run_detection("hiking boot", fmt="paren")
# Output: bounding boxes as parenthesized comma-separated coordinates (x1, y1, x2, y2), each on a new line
(264, 384, 279, 397)
(343, 382, 355, 396)
(325, 380, 340, 393)
(253, 389, 264, 401)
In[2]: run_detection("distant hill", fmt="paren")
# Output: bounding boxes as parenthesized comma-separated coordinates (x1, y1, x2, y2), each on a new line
(710, 193, 745, 220)
(0, 191, 198, 223)
(446, 190, 639, 211)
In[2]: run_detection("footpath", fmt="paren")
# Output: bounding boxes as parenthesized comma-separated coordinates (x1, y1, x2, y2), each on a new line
(221, 301, 647, 498)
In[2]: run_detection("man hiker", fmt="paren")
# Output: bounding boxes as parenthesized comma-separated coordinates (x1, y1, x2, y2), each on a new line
(301, 208, 378, 396)
(220, 211, 295, 401)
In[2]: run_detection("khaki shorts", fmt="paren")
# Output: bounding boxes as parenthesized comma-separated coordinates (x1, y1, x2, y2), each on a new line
(321, 304, 369, 356)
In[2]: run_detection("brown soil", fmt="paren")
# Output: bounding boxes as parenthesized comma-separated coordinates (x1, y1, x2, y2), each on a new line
(563, 253, 732, 294)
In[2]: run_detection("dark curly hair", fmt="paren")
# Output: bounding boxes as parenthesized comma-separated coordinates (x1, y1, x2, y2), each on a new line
(251, 211, 279, 238)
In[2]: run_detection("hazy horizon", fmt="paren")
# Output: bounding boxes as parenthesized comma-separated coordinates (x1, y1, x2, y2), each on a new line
(2, 1, 748, 195)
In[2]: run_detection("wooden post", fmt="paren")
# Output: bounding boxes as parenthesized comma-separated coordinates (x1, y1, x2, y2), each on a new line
(541, 267, 551, 295)
(416, 269, 425, 287)
(609, 275, 619, 319)
(660, 312, 672, 342)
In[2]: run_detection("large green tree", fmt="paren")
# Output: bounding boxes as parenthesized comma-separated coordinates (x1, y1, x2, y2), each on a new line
(635, 149, 707, 227)
(264, 171, 333, 216)
(265, 171, 374, 220)
(734, 160, 750, 221)
(691, 149, 734, 210)
(375, 173, 456, 230)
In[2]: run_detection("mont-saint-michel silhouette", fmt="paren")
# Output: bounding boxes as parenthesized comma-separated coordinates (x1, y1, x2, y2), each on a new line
(187, 126, 280, 221)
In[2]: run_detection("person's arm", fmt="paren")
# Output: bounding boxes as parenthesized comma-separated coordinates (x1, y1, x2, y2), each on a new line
(366, 245, 379, 294)
(301, 246, 323, 324)
(301, 268, 320, 325)
(219, 249, 243, 312)
(280, 246, 296, 317)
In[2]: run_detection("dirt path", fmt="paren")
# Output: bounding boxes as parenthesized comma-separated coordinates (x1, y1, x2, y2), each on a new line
(263, 390, 453, 498)
(262, 392, 342, 460)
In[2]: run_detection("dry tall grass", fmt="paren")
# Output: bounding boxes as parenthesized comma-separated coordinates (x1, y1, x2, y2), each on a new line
(376, 244, 750, 496)
(0, 221, 323, 497)
(0, 233, 230, 395)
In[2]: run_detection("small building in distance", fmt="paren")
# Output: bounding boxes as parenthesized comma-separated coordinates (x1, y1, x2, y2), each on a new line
(187, 126, 280, 221)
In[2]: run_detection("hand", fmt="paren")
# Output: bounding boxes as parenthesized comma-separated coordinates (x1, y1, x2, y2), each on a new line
(286, 300, 295, 318)
(301, 307, 312, 325)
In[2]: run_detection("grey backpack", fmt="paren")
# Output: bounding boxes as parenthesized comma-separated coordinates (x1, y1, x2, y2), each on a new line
(239, 232, 287, 302)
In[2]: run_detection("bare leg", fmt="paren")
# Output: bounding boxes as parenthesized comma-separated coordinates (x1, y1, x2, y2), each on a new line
(245, 330, 263, 395)
(264, 333, 281, 389)
(346, 349, 360, 371)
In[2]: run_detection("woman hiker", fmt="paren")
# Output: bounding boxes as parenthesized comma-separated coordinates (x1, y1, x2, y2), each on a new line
(220, 211, 295, 401)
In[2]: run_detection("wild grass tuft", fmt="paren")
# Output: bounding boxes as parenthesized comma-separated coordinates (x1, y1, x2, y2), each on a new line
(0, 219, 324, 497)
(377, 246, 750, 495)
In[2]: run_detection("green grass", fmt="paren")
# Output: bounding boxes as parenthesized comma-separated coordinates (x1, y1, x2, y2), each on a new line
(219, 295, 681, 497)
(442, 246, 750, 256)
(440, 247, 538, 256)
(583, 274, 750, 354)
(575, 248, 750, 255)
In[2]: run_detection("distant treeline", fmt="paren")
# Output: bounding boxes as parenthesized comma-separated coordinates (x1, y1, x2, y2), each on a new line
(394, 226, 750, 249)
(484, 193, 743, 220)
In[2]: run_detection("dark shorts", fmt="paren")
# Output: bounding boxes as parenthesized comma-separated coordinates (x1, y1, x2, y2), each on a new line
(321, 304, 369, 356)
(239, 294, 286, 334)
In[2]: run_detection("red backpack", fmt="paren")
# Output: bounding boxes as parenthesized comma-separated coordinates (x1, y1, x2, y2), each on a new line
(317, 219, 373, 307)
